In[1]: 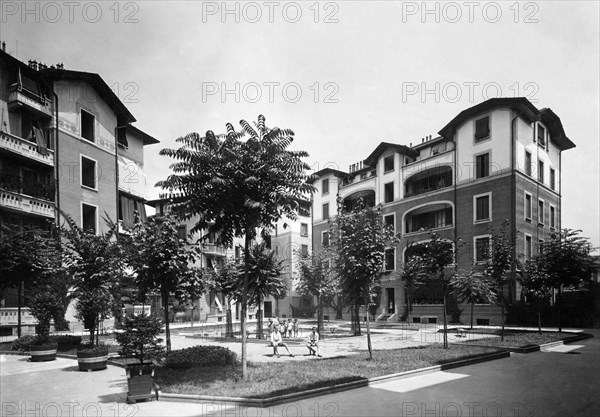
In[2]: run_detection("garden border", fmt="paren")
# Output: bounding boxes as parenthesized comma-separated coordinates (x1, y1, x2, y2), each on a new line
(457, 332, 593, 353)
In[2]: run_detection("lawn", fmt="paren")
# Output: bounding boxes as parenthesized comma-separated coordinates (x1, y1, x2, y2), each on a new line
(155, 344, 500, 398)
(460, 331, 574, 348)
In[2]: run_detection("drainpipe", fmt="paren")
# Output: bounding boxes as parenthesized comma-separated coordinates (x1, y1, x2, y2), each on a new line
(50, 88, 60, 228)
(510, 110, 524, 302)
(114, 125, 128, 239)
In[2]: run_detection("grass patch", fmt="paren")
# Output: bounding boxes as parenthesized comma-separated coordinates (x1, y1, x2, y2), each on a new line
(462, 331, 571, 348)
(155, 344, 499, 398)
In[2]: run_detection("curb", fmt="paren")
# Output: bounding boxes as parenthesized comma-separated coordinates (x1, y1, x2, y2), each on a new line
(156, 350, 510, 407)
(458, 332, 593, 353)
(0, 350, 129, 368)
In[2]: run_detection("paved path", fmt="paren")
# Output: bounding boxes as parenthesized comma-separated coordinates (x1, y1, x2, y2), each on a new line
(1, 329, 598, 417)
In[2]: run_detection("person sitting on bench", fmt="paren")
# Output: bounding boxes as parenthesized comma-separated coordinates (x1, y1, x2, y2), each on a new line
(307, 327, 321, 357)
(270, 326, 294, 358)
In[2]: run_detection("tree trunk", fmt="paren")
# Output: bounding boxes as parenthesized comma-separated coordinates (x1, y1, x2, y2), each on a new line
(500, 284, 505, 342)
(257, 295, 263, 339)
(241, 234, 250, 379)
(317, 293, 323, 340)
(470, 302, 474, 329)
(352, 304, 361, 336)
(225, 296, 234, 338)
(17, 280, 23, 338)
(163, 289, 171, 353)
(442, 293, 448, 349)
(557, 285, 562, 332)
(537, 309, 542, 333)
(406, 288, 411, 323)
(365, 286, 372, 360)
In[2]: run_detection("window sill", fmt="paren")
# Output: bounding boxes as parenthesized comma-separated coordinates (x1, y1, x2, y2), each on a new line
(474, 136, 491, 142)
(81, 185, 98, 192)
(538, 222, 544, 227)
(474, 219, 491, 225)
(525, 218, 532, 223)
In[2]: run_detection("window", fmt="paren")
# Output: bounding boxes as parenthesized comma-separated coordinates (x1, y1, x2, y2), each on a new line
(176, 225, 187, 241)
(474, 193, 491, 222)
(538, 200, 544, 225)
(476, 153, 489, 179)
(537, 124, 546, 148)
(384, 155, 394, 172)
(321, 231, 329, 247)
(550, 168, 556, 191)
(384, 248, 395, 271)
(301, 244, 308, 258)
(80, 109, 95, 142)
(525, 235, 532, 260)
(474, 116, 490, 141)
(538, 160, 544, 183)
(81, 156, 96, 189)
(539, 239, 544, 255)
(474, 236, 490, 263)
(525, 151, 532, 176)
(384, 182, 394, 203)
(322, 203, 329, 220)
(300, 223, 308, 236)
(117, 128, 128, 149)
(322, 179, 329, 195)
(264, 235, 272, 249)
(525, 193, 532, 220)
(384, 214, 395, 233)
(82, 203, 97, 234)
(550, 205, 556, 229)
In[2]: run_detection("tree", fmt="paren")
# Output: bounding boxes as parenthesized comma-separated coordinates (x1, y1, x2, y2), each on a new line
(127, 214, 204, 353)
(533, 229, 594, 332)
(205, 258, 240, 338)
(419, 232, 455, 348)
(521, 259, 553, 332)
(62, 215, 124, 346)
(231, 242, 287, 339)
(483, 220, 516, 341)
(450, 270, 495, 329)
(329, 199, 398, 359)
(400, 248, 426, 323)
(157, 115, 314, 378)
(296, 248, 339, 336)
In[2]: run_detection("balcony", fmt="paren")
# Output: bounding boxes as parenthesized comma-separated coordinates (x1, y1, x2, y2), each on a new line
(0, 173, 55, 202)
(0, 189, 55, 218)
(0, 131, 55, 167)
(201, 242, 227, 257)
(404, 203, 453, 234)
(404, 166, 452, 198)
(7, 85, 53, 118)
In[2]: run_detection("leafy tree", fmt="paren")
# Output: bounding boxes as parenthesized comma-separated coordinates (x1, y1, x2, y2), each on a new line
(521, 259, 553, 332)
(295, 248, 339, 336)
(62, 215, 124, 346)
(329, 199, 398, 359)
(419, 232, 455, 348)
(157, 115, 314, 377)
(127, 214, 204, 353)
(483, 220, 516, 341)
(116, 312, 165, 364)
(450, 270, 495, 329)
(533, 229, 594, 332)
(400, 249, 426, 323)
(205, 258, 240, 337)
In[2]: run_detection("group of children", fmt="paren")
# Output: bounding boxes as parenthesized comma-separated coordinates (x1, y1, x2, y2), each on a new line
(267, 317, 321, 358)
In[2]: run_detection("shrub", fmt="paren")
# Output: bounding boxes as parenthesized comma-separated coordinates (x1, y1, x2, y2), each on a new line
(54, 335, 82, 352)
(77, 343, 108, 355)
(11, 335, 38, 352)
(164, 345, 238, 369)
(11, 334, 82, 352)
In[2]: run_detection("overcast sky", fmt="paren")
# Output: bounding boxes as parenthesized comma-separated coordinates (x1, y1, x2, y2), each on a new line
(3, 1, 599, 249)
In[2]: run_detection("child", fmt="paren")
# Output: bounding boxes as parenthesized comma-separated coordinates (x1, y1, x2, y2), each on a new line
(307, 326, 321, 357)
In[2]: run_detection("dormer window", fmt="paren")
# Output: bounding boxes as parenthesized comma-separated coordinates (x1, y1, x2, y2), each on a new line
(383, 155, 394, 173)
(536, 124, 548, 150)
(474, 116, 490, 141)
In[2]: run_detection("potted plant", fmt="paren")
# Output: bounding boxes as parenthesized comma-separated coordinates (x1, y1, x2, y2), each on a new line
(115, 312, 165, 403)
(27, 282, 62, 362)
(77, 343, 109, 371)
(29, 335, 58, 362)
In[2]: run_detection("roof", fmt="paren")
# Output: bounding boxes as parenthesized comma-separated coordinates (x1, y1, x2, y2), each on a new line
(126, 124, 160, 145)
(308, 167, 347, 183)
(438, 97, 575, 151)
(39, 68, 136, 124)
(364, 142, 419, 166)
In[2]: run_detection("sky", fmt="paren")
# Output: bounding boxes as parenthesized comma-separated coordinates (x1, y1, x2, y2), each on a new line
(2, 0, 599, 249)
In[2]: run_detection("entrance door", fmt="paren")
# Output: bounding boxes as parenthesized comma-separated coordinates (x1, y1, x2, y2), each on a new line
(263, 301, 273, 318)
(386, 288, 395, 314)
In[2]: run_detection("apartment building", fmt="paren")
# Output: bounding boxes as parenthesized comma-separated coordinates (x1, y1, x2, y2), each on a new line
(0, 47, 158, 334)
(311, 97, 574, 325)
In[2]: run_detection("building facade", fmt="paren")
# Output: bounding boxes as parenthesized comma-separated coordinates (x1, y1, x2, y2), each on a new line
(311, 98, 574, 325)
(0, 48, 158, 334)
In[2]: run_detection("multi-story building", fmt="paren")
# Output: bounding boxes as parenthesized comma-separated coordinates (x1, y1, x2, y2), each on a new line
(0, 47, 158, 334)
(311, 97, 574, 325)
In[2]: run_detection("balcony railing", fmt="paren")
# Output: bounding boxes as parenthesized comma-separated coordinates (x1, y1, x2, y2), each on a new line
(7, 85, 53, 118)
(0, 173, 55, 202)
(0, 130, 54, 166)
(201, 242, 227, 256)
(0, 189, 55, 218)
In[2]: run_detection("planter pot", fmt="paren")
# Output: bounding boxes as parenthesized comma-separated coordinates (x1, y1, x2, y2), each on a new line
(77, 350, 109, 372)
(30, 343, 57, 362)
(126, 363, 155, 403)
